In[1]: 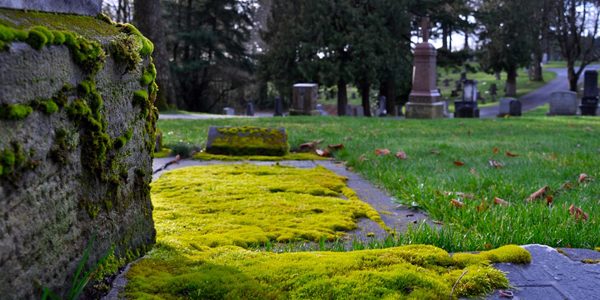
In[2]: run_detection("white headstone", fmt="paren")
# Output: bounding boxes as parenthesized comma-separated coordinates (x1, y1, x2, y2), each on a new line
(549, 91, 578, 115)
(0, 0, 102, 16)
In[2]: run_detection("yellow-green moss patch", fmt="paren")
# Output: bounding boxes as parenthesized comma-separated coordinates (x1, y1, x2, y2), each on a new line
(193, 151, 327, 161)
(205, 126, 289, 156)
(126, 164, 528, 299)
(151, 164, 385, 248)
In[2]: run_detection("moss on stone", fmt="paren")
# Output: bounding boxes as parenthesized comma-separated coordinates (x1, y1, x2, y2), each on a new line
(193, 151, 328, 161)
(0, 103, 33, 120)
(206, 126, 290, 156)
(0, 142, 31, 178)
(110, 33, 142, 72)
(118, 23, 154, 57)
(125, 164, 528, 299)
(32, 99, 59, 115)
(140, 63, 157, 86)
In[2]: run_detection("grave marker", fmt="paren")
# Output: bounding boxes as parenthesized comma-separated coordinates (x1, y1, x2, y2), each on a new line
(206, 126, 289, 156)
(549, 91, 578, 115)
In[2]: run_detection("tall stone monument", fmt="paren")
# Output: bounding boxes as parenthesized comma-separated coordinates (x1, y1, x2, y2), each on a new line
(406, 17, 445, 119)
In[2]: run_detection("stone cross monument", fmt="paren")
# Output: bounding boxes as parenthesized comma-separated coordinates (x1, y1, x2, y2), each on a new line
(405, 17, 445, 119)
(0, 0, 102, 16)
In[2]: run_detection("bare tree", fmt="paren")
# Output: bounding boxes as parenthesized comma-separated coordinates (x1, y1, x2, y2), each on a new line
(134, 0, 178, 109)
(554, 0, 600, 91)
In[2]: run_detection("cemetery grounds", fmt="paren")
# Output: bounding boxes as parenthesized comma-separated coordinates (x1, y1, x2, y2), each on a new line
(126, 112, 599, 299)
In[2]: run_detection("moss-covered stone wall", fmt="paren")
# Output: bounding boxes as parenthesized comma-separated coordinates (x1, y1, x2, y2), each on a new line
(0, 8, 156, 299)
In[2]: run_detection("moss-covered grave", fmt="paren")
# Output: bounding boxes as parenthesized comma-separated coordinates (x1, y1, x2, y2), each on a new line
(126, 164, 531, 299)
(205, 126, 290, 156)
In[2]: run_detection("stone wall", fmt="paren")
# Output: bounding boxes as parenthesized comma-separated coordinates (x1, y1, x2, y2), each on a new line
(0, 9, 156, 299)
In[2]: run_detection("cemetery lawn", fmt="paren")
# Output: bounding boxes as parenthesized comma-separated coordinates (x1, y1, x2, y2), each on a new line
(127, 163, 531, 299)
(438, 69, 557, 108)
(158, 115, 600, 252)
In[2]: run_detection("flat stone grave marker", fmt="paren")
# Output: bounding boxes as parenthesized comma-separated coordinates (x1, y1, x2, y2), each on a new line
(498, 97, 515, 116)
(549, 91, 578, 115)
(223, 107, 235, 115)
(205, 126, 289, 156)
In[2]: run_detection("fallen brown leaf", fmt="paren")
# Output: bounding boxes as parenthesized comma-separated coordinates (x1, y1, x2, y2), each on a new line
(454, 160, 465, 167)
(493, 197, 510, 206)
(358, 154, 368, 162)
(395, 151, 408, 160)
(476, 201, 487, 212)
(328, 144, 345, 151)
(375, 149, 391, 156)
(561, 181, 574, 190)
(526, 186, 549, 202)
(493, 147, 499, 154)
(578, 173, 591, 183)
(546, 195, 554, 206)
(299, 139, 323, 151)
(315, 149, 331, 157)
(451, 199, 465, 208)
(488, 160, 504, 168)
(505, 151, 519, 157)
(569, 204, 589, 222)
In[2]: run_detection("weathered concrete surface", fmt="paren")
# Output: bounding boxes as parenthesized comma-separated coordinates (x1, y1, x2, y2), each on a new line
(489, 245, 600, 300)
(0, 10, 155, 299)
(0, 0, 102, 16)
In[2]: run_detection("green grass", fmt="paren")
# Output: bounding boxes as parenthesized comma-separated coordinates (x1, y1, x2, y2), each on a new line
(159, 115, 600, 251)
(438, 69, 557, 109)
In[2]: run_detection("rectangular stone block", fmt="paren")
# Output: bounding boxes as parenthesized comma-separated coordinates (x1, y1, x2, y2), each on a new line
(205, 126, 289, 156)
(498, 97, 517, 116)
(0, 0, 102, 16)
(292, 83, 318, 115)
(549, 91, 578, 115)
(405, 101, 445, 119)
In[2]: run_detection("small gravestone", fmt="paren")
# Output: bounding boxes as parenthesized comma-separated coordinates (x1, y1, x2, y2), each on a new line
(291, 83, 319, 115)
(378, 96, 387, 116)
(549, 91, 578, 115)
(0, 0, 101, 15)
(246, 101, 255, 116)
(274, 96, 283, 117)
(353, 106, 364, 117)
(205, 126, 289, 156)
(580, 71, 599, 116)
(498, 98, 514, 116)
(510, 99, 522, 116)
(223, 107, 235, 115)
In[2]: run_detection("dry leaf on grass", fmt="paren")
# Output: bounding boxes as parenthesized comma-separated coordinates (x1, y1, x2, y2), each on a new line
(451, 199, 465, 208)
(444, 191, 475, 199)
(469, 168, 479, 176)
(526, 186, 549, 202)
(358, 154, 368, 162)
(328, 144, 345, 151)
(505, 151, 519, 157)
(569, 204, 589, 222)
(493, 197, 510, 206)
(375, 149, 391, 156)
(546, 195, 554, 206)
(299, 139, 323, 151)
(454, 160, 465, 167)
(488, 160, 504, 168)
(493, 147, 499, 154)
(315, 149, 331, 157)
(578, 173, 591, 183)
(395, 151, 408, 160)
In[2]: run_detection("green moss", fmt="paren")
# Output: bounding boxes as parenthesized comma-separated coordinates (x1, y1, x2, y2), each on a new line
(110, 33, 142, 72)
(140, 63, 157, 86)
(119, 23, 154, 57)
(0, 142, 31, 178)
(113, 129, 133, 150)
(0, 103, 33, 120)
(133, 90, 149, 106)
(194, 151, 328, 161)
(206, 126, 290, 156)
(34, 99, 59, 114)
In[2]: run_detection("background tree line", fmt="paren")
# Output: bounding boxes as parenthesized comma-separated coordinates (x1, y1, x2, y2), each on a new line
(104, 0, 600, 114)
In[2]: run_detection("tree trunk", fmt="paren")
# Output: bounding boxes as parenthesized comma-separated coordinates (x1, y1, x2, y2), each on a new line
(358, 80, 371, 117)
(442, 25, 449, 50)
(134, 0, 178, 109)
(567, 61, 578, 92)
(337, 79, 348, 116)
(531, 52, 544, 82)
(505, 67, 517, 97)
(380, 79, 396, 116)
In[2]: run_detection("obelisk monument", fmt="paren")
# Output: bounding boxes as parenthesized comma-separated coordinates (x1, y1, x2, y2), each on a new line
(405, 17, 445, 119)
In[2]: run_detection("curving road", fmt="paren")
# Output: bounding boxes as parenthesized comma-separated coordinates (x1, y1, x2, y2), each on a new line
(480, 66, 599, 118)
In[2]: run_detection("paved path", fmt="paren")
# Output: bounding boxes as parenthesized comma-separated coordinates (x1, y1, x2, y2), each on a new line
(489, 245, 600, 300)
(480, 66, 600, 118)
